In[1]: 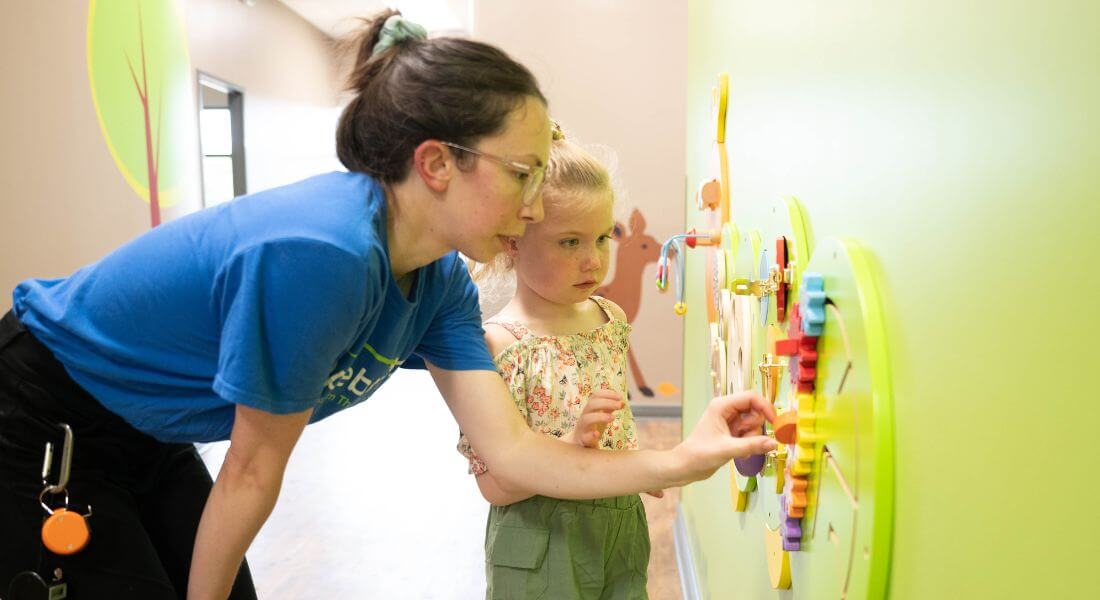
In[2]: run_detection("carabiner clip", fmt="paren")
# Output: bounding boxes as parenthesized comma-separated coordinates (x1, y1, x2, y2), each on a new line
(41, 423, 74, 495)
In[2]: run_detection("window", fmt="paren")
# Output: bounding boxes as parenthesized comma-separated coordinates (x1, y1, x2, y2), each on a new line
(198, 74, 246, 207)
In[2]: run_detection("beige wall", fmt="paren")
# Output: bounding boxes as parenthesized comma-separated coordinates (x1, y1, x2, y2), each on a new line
(0, 0, 342, 312)
(0, 5, 150, 309)
(474, 0, 688, 405)
(187, 0, 345, 195)
(2, 1, 683, 403)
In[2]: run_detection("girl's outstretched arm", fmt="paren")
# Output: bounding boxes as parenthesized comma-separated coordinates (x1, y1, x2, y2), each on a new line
(429, 364, 777, 499)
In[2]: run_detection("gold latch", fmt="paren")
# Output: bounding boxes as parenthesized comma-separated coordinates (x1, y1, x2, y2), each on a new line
(732, 263, 787, 298)
(758, 352, 785, 405)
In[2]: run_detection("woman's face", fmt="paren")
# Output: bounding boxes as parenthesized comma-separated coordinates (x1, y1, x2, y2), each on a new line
(446, 96, 551, 263)
(513, 190, 615, 306)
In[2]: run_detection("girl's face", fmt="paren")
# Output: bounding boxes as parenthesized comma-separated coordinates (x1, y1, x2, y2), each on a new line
(513, 190, 615, 306)
(446, 96, 551, 263)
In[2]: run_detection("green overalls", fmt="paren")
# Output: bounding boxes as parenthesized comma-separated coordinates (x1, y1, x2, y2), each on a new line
(457, 298, 652, 599)
(485, 494, 650, 599)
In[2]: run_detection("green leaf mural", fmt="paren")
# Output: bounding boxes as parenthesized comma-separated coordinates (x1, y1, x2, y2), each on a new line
(87, 0, 193, 227)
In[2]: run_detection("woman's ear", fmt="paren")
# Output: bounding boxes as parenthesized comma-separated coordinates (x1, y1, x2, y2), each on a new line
(412, 140, 452, 193)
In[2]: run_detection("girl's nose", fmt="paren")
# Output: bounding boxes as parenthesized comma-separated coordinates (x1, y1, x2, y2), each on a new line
(581, 252, 601, 272)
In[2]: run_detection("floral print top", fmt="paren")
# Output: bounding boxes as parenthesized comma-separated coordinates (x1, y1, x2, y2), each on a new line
(457, 296, 640, 475)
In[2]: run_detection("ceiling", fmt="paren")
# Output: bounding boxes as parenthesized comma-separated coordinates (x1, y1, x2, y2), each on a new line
(278, 0, 472, 38)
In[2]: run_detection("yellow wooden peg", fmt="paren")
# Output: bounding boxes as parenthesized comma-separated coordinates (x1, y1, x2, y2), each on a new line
(796, 392, 816, 412)
(798, 413, 817, 432)
(796, 462, 814, 477)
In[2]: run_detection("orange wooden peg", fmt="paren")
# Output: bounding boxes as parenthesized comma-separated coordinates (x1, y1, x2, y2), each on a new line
(774, 411, 799, 444)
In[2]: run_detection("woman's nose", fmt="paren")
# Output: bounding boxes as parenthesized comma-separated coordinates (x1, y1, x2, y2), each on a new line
(518, 194, 545, 223)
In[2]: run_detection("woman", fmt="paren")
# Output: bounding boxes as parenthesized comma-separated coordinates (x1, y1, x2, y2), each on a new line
(0, 11, 776, 600)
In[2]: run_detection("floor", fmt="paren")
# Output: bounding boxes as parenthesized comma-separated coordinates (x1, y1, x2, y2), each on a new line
(198, 368, 685, 599)
(636, 419, 685, 600)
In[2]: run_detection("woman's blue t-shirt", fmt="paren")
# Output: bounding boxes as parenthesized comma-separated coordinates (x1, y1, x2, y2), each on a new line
(12, 172, 495, 443)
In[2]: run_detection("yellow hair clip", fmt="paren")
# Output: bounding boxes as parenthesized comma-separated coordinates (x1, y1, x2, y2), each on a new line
(551, 120, 565, 141)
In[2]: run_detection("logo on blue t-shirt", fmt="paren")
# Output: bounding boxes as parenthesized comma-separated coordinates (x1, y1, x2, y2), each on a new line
(321, 342, 402, 409)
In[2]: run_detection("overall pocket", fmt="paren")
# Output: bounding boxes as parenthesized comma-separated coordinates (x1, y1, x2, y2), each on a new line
(486, 523, 551, 599)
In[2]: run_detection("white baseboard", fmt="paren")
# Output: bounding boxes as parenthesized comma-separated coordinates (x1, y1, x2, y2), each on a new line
(673, 504, 702, 600)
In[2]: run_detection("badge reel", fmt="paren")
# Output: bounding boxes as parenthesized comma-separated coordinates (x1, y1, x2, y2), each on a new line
(7, 423, 93, 600)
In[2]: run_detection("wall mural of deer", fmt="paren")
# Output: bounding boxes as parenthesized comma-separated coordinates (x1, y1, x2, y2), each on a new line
(596, 208, 662, 397)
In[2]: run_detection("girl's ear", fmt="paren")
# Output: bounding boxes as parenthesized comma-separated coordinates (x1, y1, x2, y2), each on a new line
(412, 140, 452, 193)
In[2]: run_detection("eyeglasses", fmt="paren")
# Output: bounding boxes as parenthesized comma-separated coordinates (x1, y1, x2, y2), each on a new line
(440, 141, 546, 206)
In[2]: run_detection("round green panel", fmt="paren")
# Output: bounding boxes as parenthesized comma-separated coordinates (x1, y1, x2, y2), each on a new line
(779, 196, 814, 299)
(787, 237, 895, 600)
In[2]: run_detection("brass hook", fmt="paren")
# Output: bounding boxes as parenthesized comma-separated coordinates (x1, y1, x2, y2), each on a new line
(758, 353, 785, 405)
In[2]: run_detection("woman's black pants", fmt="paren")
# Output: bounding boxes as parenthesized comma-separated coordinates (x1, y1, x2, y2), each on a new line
(0, 310, 256, 599)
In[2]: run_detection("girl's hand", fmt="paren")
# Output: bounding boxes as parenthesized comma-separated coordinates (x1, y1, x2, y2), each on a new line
(567, 390, 623, 448)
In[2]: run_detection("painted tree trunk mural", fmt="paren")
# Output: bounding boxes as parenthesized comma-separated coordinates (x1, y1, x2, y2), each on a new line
(596, 208, 661, 397)
(88, 0, 196, 227)
(124, 4, 162, 227)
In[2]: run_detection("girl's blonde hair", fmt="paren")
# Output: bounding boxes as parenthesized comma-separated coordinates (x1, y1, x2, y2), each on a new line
(468, 126, 616, 316)
(470, 128, 613, 274)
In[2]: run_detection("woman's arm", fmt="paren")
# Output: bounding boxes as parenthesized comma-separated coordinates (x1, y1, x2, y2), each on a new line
(187, 404, 312, 600)
(429, 365, 777, 499)
(471, 390, 620, 505)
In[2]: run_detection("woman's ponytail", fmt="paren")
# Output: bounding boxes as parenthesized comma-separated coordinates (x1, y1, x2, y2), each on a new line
(335, 10, 546, 182)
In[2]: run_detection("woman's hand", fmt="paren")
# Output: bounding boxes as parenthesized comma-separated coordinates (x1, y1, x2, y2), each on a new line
(432, 366, 775, 501)
(670, 391, 778, 487)
(566, 389, 623, 448)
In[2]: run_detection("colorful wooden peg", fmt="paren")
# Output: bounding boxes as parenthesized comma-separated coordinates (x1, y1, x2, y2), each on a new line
(774, 411, 798, 444)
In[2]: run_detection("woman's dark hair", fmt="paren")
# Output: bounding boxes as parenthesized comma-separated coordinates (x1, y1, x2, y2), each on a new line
(336, 10, 547, 182)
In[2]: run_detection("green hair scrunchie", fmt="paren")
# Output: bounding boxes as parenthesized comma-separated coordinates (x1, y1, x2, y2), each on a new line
(371, 15, 428, 57)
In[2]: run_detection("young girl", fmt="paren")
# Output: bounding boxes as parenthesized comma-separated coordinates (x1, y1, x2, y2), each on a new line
(459, 131, 659, 599)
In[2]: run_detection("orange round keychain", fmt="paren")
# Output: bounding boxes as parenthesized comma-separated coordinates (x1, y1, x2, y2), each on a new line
(40, 489, 92, 555)
(38, 423, 92, 555)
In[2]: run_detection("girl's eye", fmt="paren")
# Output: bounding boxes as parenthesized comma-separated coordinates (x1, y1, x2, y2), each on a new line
(560, 238, 579, 248)
(514, 171, 530, 181)
(597, 235, 611, 245)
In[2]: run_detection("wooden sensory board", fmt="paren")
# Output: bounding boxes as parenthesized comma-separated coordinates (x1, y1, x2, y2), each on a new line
(688, 74, 895, 600)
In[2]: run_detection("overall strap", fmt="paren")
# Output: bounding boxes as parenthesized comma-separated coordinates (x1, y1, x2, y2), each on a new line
(590, 296, 618, 322)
